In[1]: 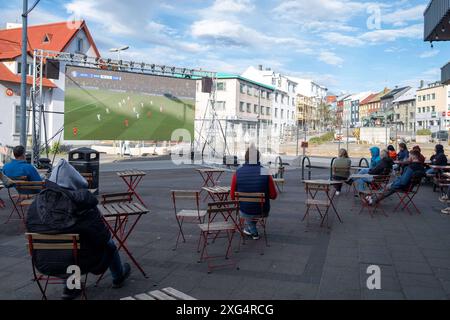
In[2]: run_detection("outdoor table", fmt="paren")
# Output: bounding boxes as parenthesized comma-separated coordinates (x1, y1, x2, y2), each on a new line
(196, 168, 225, 200)
(97, 202, 150, 283)
(429, 165, 450, 171)
(116, 170, 146, 205)
(202, 186, 231, 202)
(303, 180, 343, 228)
(350, 166, 369, 172)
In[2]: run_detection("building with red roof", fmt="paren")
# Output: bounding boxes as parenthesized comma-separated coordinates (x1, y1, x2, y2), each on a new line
(0, 20, 100, 148)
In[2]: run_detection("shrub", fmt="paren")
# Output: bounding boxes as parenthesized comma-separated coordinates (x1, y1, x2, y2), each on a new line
(309, 131, 335, 145)
(416, 129, 431, 136)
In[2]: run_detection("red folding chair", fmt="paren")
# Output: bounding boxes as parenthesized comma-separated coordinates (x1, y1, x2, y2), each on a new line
(234, 192, 269, 254)
(395, 176, 423, 215)
(198, 201, 240, 273)
(26, 233, 88, 300)
(358, 175, 391, 218)
(171, 190, 206, 251)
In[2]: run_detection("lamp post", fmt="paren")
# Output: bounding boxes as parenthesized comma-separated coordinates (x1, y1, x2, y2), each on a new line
(109, 45, 129, 61)
(19, 0, 41, 148)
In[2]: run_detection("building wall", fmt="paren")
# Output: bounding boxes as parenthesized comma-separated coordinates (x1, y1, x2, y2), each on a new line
(416, 83, 447, 132)
(393, 100, 416, 132)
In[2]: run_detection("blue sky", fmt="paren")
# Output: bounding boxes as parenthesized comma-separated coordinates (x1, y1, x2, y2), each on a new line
(1, 0, 449, 93)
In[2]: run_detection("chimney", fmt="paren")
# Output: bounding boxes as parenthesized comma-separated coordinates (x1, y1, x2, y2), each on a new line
(419, 80, 424, 88)
(258, 65, 263, 71)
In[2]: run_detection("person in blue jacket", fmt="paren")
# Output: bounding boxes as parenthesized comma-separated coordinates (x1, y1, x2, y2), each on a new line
(2, 145, 42, 182)
(366, 150, 425, 205)
(359, 146, 381, 174)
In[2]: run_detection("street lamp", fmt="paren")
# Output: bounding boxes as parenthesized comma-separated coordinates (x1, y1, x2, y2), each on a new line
(109, 45, 129, 61)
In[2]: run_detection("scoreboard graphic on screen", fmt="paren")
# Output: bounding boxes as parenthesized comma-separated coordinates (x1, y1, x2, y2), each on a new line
(64, 66, 196, 141)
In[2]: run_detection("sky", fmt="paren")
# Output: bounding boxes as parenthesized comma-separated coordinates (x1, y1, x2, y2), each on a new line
(0, 0, 449, 94)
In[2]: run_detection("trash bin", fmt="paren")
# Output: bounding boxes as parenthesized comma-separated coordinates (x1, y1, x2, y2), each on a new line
(37, 158, 52, 171)
(68, 147, 100, 193)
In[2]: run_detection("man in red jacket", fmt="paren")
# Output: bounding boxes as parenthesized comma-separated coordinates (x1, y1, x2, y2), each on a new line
(230, 147, 277, 240)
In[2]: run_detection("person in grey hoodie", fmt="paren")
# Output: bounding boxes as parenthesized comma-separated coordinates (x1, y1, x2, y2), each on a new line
(26, 159, 131, 300)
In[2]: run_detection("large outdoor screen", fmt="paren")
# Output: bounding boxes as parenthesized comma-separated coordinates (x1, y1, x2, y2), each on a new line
(64, 66, 196, 141)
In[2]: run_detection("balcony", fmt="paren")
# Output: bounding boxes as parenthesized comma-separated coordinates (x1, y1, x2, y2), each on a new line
(424, 0, 450, 42)
(442, 61, 450, 84)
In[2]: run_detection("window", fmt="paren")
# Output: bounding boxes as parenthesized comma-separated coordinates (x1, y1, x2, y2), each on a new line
(281, 109, 284, 118)
(14, 105, 21, 134)
(77, 38, 84, 52)
(247, 86, 252, 95)
(216, 101, 226, 111)
(216, 82, 226, 91)
(17, 62, 32, 76)
(266, 107, 271, 116)
(261, 91, 265, 99)
(260, 106, 265, 115)
(275, 108, 278, 118)
(432, 93, 436, 100)
(239, 102, 245, 112)
(432, 106, 435, 112)
(427, 94, 430, 101)
(240, 84, 245, 94)
(266, 92, 270, 99)
(427, 106, 430, 112)
(247, 103, 251, 113)
(254, 104, 258, 113)
(254, 88, 259, 97)
(275, 93, 279, 103)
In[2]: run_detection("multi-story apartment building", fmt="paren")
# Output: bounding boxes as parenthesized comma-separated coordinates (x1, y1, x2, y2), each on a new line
(416, 81, 448, 132)
(292, 77, 328, 130)
(343, 95, 353, 126)
(367, 88, 391, 116)
(392, 88, 416, 132)
(195, 73, 274, 157)
(242, 66, 297, 141)
(350, 92, 373, 127)
(359, 93, 377, 124)
(380, 86, 411, 123)
(297, 94, 314, 131)
(336, 94, 350, 126)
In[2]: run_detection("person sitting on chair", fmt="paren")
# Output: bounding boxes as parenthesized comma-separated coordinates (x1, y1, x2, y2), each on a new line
(359, 147, 381, 175)
(230, 146, 277, 240)
(332, 148, 351, 196)
(26, 159, 131, 300)
(366, 150, 425, 205)
(2, 145, 42, 183)
(387, 145, 398, 161)
(426, 144, 448, 175)
(354, 149, 394, 193)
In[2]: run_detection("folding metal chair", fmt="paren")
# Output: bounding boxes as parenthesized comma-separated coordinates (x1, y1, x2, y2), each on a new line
(3, 175, 44, 225)
(395, 176, 423, 215)
(171, 190, 206, 251)
(26, 233, 88, 300)
(234, 192, 269, 253)
(358, 175, 391, 218)
(198, 201, 240, 273)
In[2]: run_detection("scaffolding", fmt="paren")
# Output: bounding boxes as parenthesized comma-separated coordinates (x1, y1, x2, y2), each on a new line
(30, 49, 226, 166)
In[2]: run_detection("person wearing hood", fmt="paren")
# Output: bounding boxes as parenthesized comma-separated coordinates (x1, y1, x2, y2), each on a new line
(358, 147, 381, 175)
(366, 150, 425, 205)
(26, 159, 131, 300)
(426, 144, 448, 175)
(230, 146, 277, 240)
(355, 150, 394, 192)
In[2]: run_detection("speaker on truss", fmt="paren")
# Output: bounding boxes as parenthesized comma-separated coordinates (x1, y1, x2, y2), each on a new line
(201, 77, 213, 93)
(44, 59, 60, 80)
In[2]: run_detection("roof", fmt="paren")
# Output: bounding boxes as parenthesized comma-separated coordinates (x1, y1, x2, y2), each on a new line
(367, 88, 391, 103)
(217, 72, 275, 91)
(0, 20, 100, 60)
(392, 88, 416, 103)
(381, 86, 409, 100)
(0, 63, 56, 88)
(360, 93, 377, 105)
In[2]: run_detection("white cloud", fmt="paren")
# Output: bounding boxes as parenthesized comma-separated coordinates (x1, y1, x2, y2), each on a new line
(321, 32, 364, 47)
(319, 51, 344, 67)
(382, 5, 427, 26)
(360, 23, 423, 43)
(419, 50, 440, 58)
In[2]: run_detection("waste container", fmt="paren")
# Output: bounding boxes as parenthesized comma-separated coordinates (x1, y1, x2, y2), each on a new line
(223, 155, 238, 167)
(37, 158, 52, 171)
(68, 148, 100, 193)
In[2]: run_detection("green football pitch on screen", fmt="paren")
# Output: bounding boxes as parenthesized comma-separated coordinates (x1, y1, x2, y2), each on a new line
(64, 66, 195, 141)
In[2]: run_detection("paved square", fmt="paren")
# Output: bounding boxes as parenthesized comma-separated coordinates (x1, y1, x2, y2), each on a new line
(1, 165, 450, 300)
